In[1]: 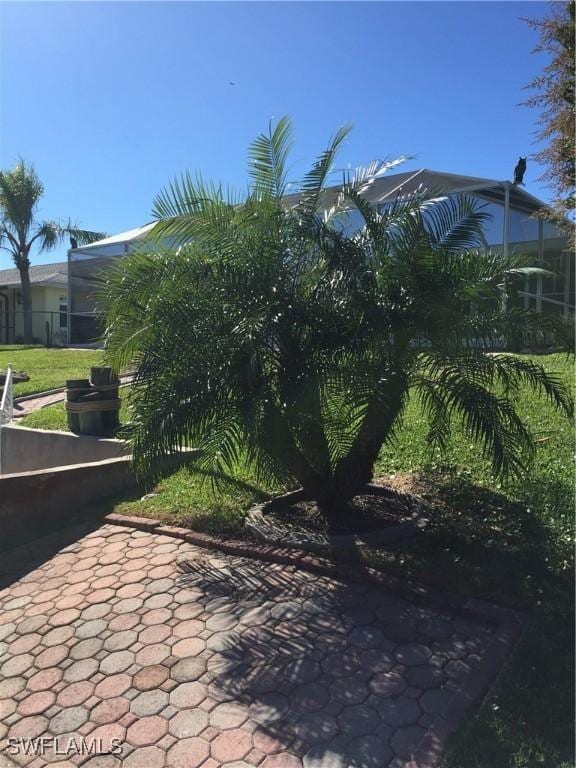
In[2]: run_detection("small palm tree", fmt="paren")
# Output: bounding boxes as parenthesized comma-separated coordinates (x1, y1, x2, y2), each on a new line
(0, 160, 106, 343)
(102, 119, 572, 519)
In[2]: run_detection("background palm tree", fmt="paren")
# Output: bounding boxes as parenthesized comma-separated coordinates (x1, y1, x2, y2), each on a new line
(0, 159, 106, 343)
(102, 118, 572, 521)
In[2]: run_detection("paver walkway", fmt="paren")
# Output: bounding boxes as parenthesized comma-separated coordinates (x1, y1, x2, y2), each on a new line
(0, 523, 494, 768)
(13, 374, 133, 419)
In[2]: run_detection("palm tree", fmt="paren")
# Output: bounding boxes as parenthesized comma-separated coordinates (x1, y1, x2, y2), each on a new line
(101, 118, 573, 520)
(0, 159, 106, 343)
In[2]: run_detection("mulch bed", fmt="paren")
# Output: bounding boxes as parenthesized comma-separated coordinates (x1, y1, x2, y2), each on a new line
(263, 480, 426, 536)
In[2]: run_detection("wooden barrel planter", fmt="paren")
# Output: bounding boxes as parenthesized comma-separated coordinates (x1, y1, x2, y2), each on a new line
(90, 367, 121, 434)
(65, 367, 121, 436)
(65, 378, 91, 433)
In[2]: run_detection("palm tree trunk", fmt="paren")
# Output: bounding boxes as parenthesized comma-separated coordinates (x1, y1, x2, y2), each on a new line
(307, 372, 408, 513)
(18, 265, 33, 344)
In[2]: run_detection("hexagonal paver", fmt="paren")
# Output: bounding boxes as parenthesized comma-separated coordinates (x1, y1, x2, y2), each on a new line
(8, 714, 49, 739)
(284, 658, 321, 685)
(329, 677, 370, 706)
(395, 643, 433, 666)
(294, 712, 339, 745)
(172, 638, 205, 658)
(337, 704, 382, 737)
(26, 667, 63, 692)
(17, 691, 56, 716)
(378, 697, 422, 727)
(49, 705, 89, 734)
(420, 687, 453, 715)
(133, 665, 169, 691)
(291, 682, 330, 712)
(0, 522, 500, 768)
(142, 608, 173, 626)
(171, 657, 207, 683)
(64, 658, 99, 683)
(406, 664, 445, 689)
(70, 637, 104, 660)
(349, 626, 385, 649)
(390, 724, 426, 758)
(166, 737, 209, 768)
(211, 728, 253, 762)
(123, 746, 166, 768)
(57, 680, 94, 707)
(205, 612, 238, 631)
(103, 630, 138, 652)
(127, 715, 169, 746)
(369, 670, 407, 697)
(169, 681, 207, 710)
(87, 723, 127, 753)
(139, 625, 171, 645)
(345, 734, 393, 768)
(92, 697, 131, 725)
(250, 693, 290, 724)
(136, 643, 171, 666)
(169, 708, 209, 738)
(2, 653, 34, 676)
(174, 619, 204, 638)
(210, 701, 250, 729)
(94, 674, 132, 699)
(100, 650, 134, 675)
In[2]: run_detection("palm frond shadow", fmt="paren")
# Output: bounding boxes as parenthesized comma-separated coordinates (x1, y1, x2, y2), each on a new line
(393, 471, 573, 604)
(183, 463, 274, 502)
(175, 555, 484, 763)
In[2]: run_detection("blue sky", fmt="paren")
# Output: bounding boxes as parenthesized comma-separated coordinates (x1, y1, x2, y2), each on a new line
(1, 1, 552, 267)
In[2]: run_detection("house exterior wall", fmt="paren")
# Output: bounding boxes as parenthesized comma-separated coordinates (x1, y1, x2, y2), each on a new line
(0, 286, 68, 345)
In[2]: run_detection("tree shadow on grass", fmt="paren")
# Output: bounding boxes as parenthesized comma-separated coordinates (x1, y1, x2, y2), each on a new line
(372, 469, 575, 768)
(373, 469, 573, 609)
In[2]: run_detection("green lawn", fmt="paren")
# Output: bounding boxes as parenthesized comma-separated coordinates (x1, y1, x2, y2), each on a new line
(16, 352, 575, 766)
(19, 396, 130, 431)
(1, 345, 102, 397)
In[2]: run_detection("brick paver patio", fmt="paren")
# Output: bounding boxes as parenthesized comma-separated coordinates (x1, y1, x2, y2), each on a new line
(0, 523, 495, 768)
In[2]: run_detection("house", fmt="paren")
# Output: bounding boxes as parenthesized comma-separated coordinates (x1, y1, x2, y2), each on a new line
(66, 169, 573, 344)
(0, 261, 69, 345)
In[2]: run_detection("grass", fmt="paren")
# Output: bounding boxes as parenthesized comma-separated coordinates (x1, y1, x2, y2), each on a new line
(16, 352, 575, 766)
(19, 396, 131, 431)
(1, 345, 102, 397)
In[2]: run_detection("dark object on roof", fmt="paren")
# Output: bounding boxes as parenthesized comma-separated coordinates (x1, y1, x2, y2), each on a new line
(70, 236, 78, 249)
(513, 157, 527, 186)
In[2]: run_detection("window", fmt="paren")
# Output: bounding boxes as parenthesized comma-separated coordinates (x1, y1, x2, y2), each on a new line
(59, 298, 67, 329)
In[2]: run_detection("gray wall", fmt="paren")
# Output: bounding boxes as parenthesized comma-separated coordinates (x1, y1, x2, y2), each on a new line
(0, 425, 128, 476)
(0, 457, 138, 550)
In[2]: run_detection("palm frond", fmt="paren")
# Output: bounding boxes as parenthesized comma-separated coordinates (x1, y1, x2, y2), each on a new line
(0, 160, 43, 241)
(248, 116, 294, 200)
(62, 220, 107, 246)
(296, 123, 352, 217)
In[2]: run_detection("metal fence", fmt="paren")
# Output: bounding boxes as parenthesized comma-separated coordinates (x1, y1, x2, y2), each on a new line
(0, 364, 13, 474)
(0, 311, 69, 347)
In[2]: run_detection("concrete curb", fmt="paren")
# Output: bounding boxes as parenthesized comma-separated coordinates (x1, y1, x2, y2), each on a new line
(103, 512, 523, 624)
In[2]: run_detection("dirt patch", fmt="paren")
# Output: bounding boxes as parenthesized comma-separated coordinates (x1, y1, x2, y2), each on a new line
(263, 480, 426, 536)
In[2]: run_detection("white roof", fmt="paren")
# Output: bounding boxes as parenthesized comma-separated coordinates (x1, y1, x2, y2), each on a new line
(69, 223, 155, 253)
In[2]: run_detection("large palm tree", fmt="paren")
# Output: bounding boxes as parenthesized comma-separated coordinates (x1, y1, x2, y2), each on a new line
(0, 160, 106, 343)
(102, 119, 572, 518)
